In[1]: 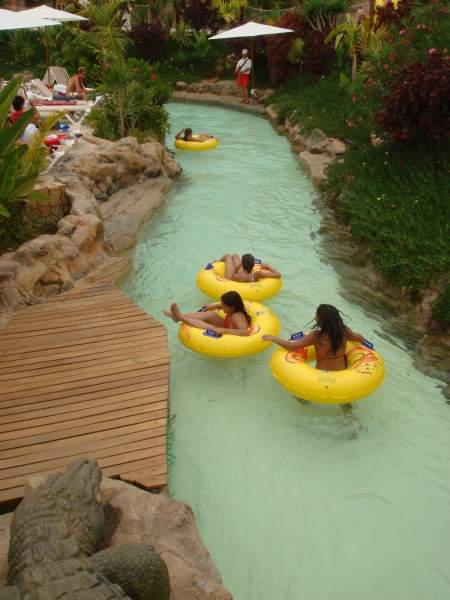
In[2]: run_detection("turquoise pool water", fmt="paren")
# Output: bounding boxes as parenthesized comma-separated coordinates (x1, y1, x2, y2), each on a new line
(122, 103, 450, 600)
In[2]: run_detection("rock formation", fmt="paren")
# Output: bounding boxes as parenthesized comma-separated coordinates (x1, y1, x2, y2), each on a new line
(0, 135, 181, 326)
(0, 463, 233, 600)
(0, 459, 170, 600)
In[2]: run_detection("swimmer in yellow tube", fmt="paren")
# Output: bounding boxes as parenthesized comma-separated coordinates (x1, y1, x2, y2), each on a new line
(219, 253, 281, 282)
(164, 290, 251, 336)
(175, 127, 218, 143)
(263, 304, 366, 371)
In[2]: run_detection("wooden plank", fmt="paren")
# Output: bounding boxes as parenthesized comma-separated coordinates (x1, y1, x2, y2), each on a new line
(0, 391, 167, 432)
(0, 430, 166, 470)
(0, 281, 169, 502)
(0, 323, 166, 355)
(0, 351, 168, 389)
(0, 452, 167, 491)
(0, 330, 166, 363)
(1, 422, 166, 460)
(0, 339, 168, 377)
(0, 415, 167, 451)
(0, 438, 167, 480)
(0, 376, 168, 413)
(0, 405, 167, 442)
(1, 361, 169, 402)
(1, 367, 169, 407)
(1, 311, 152, 335)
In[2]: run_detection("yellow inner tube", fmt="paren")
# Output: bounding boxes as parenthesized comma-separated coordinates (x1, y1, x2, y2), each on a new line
(179, 301, 280, 358)
(196, 261, 282, 301)
(174, 135, 219, 152)
(270, 340, 385, 404)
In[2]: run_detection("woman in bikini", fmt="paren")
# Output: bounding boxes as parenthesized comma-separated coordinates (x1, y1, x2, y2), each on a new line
(219, 253, 281, 282)
(164, 290, 251, 336)
(263, 304, 365, 371)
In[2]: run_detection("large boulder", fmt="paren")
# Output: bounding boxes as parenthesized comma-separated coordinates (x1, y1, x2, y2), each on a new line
(298, 151, 334, 187)
(0, 135, 181, 320)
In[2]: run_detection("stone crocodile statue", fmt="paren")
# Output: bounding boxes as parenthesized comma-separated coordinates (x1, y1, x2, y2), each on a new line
(0, 459, 170, 600)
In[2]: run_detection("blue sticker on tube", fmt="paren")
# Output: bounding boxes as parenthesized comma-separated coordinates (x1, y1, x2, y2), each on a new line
(362, 339, 374, 349)
(203, 329, 221, 338)
(290, 331, 304, 340)
(205, 263, 213, 270)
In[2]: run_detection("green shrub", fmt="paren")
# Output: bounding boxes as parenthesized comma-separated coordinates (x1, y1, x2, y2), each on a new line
(324, 139, 450, 297)
(431, 285, 450, 330)
(269, 71, 374, 146)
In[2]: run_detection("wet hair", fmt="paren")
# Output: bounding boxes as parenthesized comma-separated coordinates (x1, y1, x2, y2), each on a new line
(78, 67, 87, 74)
(314, 304, 349, 355)
(12, 95, 25, 111)
(221, 291, 251, 324)
(241, 253, 255, 273)
(183, 127, 192, 141)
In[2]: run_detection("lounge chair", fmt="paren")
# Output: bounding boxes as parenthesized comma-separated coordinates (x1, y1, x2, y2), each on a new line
(42, 66, 70, 87)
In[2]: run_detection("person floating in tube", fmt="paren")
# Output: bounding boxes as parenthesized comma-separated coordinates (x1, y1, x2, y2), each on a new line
(235, 48, 252, 104)
(175, 128, 217, 143)
(218, 253, 281, 282)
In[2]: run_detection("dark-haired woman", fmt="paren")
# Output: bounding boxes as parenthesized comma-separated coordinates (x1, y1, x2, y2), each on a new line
(164, 290, 251, 336)
(263, 304, 365, 371)
(219, 253, 281, 282)
(175, 128, 216, 142)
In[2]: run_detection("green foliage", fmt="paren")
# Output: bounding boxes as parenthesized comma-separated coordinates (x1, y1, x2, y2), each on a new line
(82, 0, 170, 142)
(302, 0, 350, 31)
(431, 285, 450, 330)
(0, 80, 64, 248)
(324, 140, 450, 297)
(268, 72, 374, 146)
(288, 38, 305, 65)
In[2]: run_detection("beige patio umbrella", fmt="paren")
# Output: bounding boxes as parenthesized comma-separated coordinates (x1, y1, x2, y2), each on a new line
(19, 5, 88, 80)
(209, 21, 294, 92)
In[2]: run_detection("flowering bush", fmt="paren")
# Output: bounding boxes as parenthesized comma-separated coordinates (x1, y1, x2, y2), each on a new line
(376, 52, 450, 142)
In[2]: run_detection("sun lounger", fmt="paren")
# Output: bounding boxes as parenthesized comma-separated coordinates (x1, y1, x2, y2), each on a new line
(42, 66, 70, 87)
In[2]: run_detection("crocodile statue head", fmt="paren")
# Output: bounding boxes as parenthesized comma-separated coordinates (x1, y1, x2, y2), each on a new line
(0, 459, 171, 600)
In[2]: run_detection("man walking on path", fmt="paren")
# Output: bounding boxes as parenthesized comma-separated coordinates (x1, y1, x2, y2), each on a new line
(235, 49, 252, 104)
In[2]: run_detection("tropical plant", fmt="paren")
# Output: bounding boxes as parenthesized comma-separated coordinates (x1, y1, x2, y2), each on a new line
(288, 37, 305, 65)
(302, 0, 350, 31)
(325, 14, 359, 80)
(0, 79, 63, 247)
(171, 19, 192, 48)
(211, 0, 247, 24)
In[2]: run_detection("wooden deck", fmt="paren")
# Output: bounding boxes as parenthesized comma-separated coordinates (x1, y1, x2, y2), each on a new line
(0, 282, 169, 503)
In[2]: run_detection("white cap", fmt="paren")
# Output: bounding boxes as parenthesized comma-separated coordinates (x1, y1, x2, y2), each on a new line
(242, 48, 248, 54)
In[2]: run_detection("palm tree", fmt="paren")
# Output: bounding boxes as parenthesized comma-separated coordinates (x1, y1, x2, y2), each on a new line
(325, 13, 388, 81)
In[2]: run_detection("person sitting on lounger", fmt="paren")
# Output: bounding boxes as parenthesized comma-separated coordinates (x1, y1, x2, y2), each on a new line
(175, 128, 217, 142)
(67, 67, 89, 100)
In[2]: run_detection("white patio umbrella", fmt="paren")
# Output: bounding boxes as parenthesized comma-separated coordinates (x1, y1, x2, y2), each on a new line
(19, 5, 87, 23)
(19, 6, 88, 79)
(209, 21, 294, 92)
(0, 9, 61, 31)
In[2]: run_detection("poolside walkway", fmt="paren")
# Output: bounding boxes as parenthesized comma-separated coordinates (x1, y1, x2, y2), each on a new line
(0, 281, 169, 503)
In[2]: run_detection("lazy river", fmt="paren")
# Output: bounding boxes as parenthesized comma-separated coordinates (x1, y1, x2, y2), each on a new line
(122, 103, 450, 600)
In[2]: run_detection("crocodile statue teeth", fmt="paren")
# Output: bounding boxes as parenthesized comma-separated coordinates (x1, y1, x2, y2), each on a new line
(0, 459, 171, 600)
